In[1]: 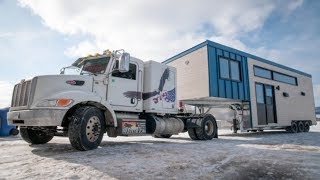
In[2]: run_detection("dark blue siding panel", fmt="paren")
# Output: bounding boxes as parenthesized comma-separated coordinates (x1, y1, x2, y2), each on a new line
(217, 49, 223, 56)
(207, 46, 218, 97)
(223, 51, 229, 58)
(232, 82, 239, 99)
(218, 80, 225, 98)
(238, 83, 244, 100)
(225, 80, 232, 98)
(242, 56, 250, 100)
(230, 53, 235, 60)
(207, 45, 250, 101)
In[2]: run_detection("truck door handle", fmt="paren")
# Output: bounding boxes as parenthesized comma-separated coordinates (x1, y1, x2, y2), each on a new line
(131, 98, 135, 104)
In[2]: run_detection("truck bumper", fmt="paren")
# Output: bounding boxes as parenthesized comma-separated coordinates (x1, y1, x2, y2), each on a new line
(7, 109, 68, 126)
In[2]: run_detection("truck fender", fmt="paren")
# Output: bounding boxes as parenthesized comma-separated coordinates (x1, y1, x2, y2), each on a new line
(51, 91, 117, 128)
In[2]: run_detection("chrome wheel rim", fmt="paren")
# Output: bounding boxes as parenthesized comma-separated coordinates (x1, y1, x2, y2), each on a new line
(86, 116, 101, 142)
(204, 121, 214, 135)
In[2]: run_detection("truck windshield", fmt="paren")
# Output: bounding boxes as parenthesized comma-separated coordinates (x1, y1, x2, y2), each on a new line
(72, 57, 110, 75)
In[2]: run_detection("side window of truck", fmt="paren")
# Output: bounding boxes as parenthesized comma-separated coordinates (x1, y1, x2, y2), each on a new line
(112, 60, 137, 80)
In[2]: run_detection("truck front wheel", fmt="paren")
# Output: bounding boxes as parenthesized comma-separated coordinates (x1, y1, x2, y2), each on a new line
(20, 127, 54, 144)
(68, 106, 105, 151)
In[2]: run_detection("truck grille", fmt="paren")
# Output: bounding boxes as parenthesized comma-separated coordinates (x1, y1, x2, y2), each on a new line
(11, 80, 32, 107)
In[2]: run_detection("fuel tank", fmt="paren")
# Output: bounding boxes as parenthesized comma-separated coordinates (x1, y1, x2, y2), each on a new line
(145, 114, 184, 135)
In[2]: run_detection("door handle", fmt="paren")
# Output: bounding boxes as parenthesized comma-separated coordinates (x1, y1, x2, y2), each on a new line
(131, 98, 135, 104)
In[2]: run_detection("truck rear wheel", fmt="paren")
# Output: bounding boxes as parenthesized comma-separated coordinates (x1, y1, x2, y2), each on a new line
(188, 128, 199, 140)
(304, 121, 310, 132)
(297, 121, 304, 132)
(290, 122, 298, 133)
(68, 106, 105, 151)
(20, 127, 54, 144)
(195, 114, 218, 140)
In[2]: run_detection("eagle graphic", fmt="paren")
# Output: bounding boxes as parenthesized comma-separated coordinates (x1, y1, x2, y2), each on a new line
(123, 68, 175, 102)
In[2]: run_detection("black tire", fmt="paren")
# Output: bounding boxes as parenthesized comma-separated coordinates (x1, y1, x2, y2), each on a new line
(297, 121, 304, 132)
(303, 121, 310, 132)
(153, 134, 172, 138)
(68, 106, 106, 151)
(195, 114, 218, 140)
(290, 122, 298, 133)
(20, 127, 54, 144)
(285, 127, 291, 132)
(188, 128, 199, 140)
(251, 130, 257, 132)
(10, 128, 19, 136)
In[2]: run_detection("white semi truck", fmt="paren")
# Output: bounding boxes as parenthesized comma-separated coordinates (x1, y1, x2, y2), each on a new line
(7, 50, 218, 150)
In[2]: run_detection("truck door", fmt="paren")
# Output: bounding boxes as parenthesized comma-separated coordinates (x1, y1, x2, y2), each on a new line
(107, 61, 142, 111)
(161, 68, 176, 109)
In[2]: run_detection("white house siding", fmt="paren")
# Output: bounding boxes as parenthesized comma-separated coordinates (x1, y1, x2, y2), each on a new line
(248, 58, 316, 127)
(167, 46, 209, 100)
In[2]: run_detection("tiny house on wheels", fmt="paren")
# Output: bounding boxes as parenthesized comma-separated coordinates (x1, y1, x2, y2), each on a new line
(163, 40, 317, 133)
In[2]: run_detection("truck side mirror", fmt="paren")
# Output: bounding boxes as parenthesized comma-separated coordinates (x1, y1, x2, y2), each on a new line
(60, 68, 65, 74)
(118, 53, 130, 73)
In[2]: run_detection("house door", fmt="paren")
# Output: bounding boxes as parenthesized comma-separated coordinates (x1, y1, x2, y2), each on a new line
(255, 83, 277, 125)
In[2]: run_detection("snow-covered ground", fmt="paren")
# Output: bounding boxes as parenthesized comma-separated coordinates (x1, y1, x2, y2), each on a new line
(1, 124, 320, 180)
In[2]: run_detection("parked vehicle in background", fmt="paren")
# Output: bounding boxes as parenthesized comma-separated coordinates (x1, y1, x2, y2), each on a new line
(0, 107, 19, 136)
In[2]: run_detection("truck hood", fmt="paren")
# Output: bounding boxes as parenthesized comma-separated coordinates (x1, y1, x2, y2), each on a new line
(30, 75, 94, 109)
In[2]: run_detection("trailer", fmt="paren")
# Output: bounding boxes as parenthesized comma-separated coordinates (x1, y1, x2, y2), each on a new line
(163, 40, 317, 133)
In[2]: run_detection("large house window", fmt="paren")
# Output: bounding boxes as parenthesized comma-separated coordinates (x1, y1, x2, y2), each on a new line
(230, 61, 240, 81)
(219, 57, 241, 81)
(254, 66, 272, 79)
(273, 72, 297, 85)
(219, 58, 230, 79)
(253, 65, 297, 86)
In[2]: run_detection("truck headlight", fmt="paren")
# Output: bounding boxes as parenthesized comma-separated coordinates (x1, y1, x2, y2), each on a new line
(36, 99, 74, 107)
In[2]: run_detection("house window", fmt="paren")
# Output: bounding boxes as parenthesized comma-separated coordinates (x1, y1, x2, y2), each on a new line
(254, 66, 272, 79)
(219, 58, 230, 79)
(253, 65, 297, 86)
(273, 72, 297, 85)
(219, 57, 241, 81)
(230, 61, 240, 81)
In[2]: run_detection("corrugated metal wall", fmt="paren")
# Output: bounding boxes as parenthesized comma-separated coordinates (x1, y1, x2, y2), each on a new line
(207, 45, 250, 101)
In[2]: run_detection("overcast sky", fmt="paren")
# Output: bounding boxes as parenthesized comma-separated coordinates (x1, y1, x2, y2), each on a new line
(0, 0, 319, 107)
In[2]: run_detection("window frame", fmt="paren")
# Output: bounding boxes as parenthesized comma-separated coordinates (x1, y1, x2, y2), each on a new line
(254, 66, 272, 79)
(272, 71, 298, 86)
(111, 61, 137, 80)
(218, 56, 242, 82)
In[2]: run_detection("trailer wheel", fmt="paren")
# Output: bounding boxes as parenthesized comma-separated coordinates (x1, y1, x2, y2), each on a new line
(195, 114, 218, 140)
(290, 122, 298, 133)
(20, 127, 54, 144)
(297, 121, 304, 132)
(303, 121, 310, 132)
(68, 106, 105, 151)
(188, 128, 199, 140)
(153, 134, 172, 138)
